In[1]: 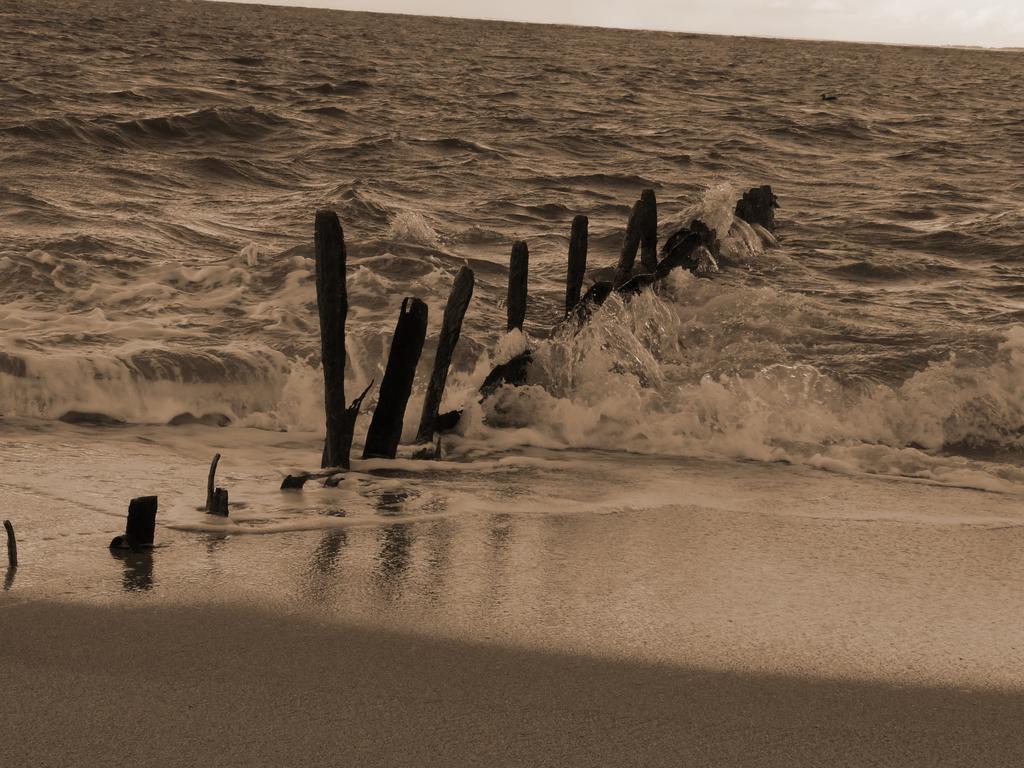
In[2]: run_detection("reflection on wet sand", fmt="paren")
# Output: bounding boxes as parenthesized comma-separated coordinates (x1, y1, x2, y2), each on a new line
(110, 549, 155, 592)
(300, 529, 348, 604)
(374, 524, 412, 599)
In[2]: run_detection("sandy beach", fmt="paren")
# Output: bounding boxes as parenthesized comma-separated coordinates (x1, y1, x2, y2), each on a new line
(3, 423, 1024, 766)
(3, 599, 1024, 768)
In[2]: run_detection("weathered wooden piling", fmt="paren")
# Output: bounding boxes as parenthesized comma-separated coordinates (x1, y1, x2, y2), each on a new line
(735, 185, 779, 231)
(564, 215, 588, 317)
(639, 189, 658, 273)
(205, 453, 229, 517)
(416, 266, 475, 443)
(613, 199, 643, 288)
(314, 209, 350, 469)
(507, 241, 529, 332)
(363, 297, 429, 459)
(110, 496, 158, 550)
(4, 520, 17, 568)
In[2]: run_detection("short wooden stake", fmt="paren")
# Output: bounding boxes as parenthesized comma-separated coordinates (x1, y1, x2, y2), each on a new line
(110, 496, 158, 550)
(205, 453, 229, 517)
(507, 241, 529, 332)
(314, 209, 350, 469)
(416, 266, 474, 443)
(564, 215, 588, 317)
(363, 297, 429, 459)
(4, 520, 16, 568)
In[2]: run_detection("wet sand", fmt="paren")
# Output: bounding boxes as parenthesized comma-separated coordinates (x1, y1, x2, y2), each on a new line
(2, 599, 1023, 768)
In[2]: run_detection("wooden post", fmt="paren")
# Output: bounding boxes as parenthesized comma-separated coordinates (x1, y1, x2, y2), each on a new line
(564, 215, 588, 317)
(363, 298, 428, 459)
(639, 189, 658, 273)
(507, 241, 528, 332)
(205, 453, 229, 517)
(314, 209, 349, 469)
(735, 185, 779, 231)
(613, 199, 643, 288)
(4, 520, 16, 568)
(110, 496, 158, 550)
(416, 266, 475, 443)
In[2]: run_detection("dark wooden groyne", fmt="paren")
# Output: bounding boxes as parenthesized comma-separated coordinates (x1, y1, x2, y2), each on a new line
(363, 297, 429, 459)
(417, 265, 474, 444)
(281, 183, 776, 486)
(314, 209, 351, 469)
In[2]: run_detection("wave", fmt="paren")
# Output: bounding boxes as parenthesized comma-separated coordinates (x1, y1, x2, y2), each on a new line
(459, 278, 1024, 491)
(1, 107, 291, 148)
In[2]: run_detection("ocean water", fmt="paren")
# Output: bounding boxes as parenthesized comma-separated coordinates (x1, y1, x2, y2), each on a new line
(1, 0, 1023, 498)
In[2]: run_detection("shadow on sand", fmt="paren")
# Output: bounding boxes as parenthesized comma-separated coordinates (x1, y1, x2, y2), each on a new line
(1, 600, 1021, 767)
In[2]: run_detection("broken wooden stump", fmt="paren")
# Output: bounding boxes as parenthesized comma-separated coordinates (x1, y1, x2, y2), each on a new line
(110, 496, 157, 550)
(314, 209, 350, 469)
(565, 215, 588, 318)
(205, 453, 229, 517)
(734, 185, 779, 231)
(613, 198, 644, 288)
(4, 520, 16, 568)
(656, 220, 718, 278)
(507, 241, 529, 332)
(416, 266, 474, 443)
(363, 297, 428, 459)
(638, 189, 658, 273)
(480, 350, 533, 398)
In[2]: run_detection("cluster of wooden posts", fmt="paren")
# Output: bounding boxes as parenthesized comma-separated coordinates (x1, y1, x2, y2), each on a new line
(0, 184, 778, 566)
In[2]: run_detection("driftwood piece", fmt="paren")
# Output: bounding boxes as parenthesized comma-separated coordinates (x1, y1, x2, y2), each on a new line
(314, 209, 351, 469)
(565, 215, 588, 317)
(285, 381, 374, 490)
(334, 379, 374, 465)
(110, 496, 158, 550)
(507, 241, 529, 332)
(638, 189, 658, 273)
(281, 469, 341, 491)
(205, 453, 229, 517)
(734, 185, 780, 231)
(613, 199, 643, 288)
(363, 297, 428, 459)
(416, 266, 474, 443)
(4, 520, 16, 568)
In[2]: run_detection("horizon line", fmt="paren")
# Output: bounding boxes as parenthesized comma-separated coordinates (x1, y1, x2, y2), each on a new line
(206, 0, 1024, 52)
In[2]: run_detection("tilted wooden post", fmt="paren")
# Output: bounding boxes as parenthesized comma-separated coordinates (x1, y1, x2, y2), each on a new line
(363, 298, 429, 459)
(206, 453, 229, 517)
(507, 241, 529, 332)
(639, 189, 658, 273)
(416, 267, 474, 443)
(110, 496, 158, 550)
(564, 215, 588, 317)
(314, 209, 349, 469)
(613, 198, 643, 288)
(4, 520, 16, 568)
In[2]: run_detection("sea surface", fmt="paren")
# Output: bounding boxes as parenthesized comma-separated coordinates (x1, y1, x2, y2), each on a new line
(1, 0, 1023, 492)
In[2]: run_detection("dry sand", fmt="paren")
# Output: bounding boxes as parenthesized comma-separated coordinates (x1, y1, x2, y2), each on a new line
(2, 599, 1023, 768)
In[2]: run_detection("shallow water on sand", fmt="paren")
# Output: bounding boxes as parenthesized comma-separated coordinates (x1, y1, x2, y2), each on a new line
(4, 422, 1024, 689)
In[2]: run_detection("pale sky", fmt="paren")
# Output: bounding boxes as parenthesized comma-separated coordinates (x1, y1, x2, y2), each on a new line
(220, 0, 1024, 48)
